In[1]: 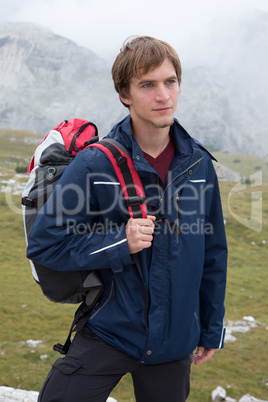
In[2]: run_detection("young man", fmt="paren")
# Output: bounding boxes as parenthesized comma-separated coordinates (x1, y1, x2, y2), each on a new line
(27, 36, 227, 402)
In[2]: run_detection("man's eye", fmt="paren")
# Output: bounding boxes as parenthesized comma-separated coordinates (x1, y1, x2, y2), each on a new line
(167, 79, 176, 85)
(143, 83, 153, 88)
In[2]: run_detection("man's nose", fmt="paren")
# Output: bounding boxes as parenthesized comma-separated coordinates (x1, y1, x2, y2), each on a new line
(155, 84, 169, 102)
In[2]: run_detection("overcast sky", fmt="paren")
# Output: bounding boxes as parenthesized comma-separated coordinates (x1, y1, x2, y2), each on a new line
(0, 0, 267, 60)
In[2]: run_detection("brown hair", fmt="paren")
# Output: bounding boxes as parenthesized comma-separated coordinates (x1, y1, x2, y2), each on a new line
(111, 36, 182, 107)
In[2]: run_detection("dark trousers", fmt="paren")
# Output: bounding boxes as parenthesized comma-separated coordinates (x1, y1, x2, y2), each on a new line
(38, 327, 192, 402)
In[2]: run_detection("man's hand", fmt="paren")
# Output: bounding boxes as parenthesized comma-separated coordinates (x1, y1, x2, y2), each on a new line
(193, 347, 217, 365)
(126, 215, 156, 254)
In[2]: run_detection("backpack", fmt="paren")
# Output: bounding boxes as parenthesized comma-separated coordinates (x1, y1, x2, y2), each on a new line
(22, 118, 147, 354)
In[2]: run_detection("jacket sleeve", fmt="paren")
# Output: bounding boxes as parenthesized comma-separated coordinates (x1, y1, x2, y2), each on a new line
(198, 160, 228, 349)
(27, 149, 133, 274)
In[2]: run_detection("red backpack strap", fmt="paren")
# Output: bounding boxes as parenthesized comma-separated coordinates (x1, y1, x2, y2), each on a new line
(90, 140, 147, 219)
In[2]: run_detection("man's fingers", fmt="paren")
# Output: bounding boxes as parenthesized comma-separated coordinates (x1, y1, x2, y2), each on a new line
(131, 215, 156, 227)
(193, 347, 217, 365)
(128, 217, 155, 233)
(126, 216, 156, 254)
(140, 225, 154, 234)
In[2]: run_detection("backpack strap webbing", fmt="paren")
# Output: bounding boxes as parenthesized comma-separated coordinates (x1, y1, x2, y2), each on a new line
(53, 301, 93, 355)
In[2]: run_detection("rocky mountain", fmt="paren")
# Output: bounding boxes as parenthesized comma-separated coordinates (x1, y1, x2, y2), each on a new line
(0, 22, 126, 136)
(0, 14, 267, 157)
(177, 10, 268, 159)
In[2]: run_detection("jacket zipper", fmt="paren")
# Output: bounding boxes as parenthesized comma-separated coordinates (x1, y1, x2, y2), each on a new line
(90, 278, 115, 320)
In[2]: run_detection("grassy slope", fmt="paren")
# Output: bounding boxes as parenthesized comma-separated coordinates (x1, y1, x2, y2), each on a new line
(213, 150, 268, 184)
(0, 130, 267, 401)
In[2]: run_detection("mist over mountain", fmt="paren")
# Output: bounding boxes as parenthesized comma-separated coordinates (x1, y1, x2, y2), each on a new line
(178, 10, 268, 158)
(0, 22, 126, 136)
(0, 14, 267, 157)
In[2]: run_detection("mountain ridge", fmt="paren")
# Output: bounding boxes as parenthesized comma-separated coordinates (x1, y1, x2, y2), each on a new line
(0, 18, 267, 157)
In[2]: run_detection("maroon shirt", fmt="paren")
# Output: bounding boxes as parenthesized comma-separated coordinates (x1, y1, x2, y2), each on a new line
(143, 136, 175, 185)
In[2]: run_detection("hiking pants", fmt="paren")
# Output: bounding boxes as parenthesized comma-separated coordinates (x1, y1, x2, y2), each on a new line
(38, 327, 192, 402)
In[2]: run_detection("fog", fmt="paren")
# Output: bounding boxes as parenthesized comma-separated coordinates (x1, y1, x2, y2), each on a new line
(0, 0, 267, 63)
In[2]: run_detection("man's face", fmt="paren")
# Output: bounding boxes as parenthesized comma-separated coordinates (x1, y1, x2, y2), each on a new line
(121, 58, 180, 131)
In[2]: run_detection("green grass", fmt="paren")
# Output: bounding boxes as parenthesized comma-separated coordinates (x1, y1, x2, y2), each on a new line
(0, 128, 41, 169)
(0, 130, 268, 401)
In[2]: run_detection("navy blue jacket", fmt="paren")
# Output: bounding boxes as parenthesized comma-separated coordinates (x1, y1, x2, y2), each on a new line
(27, 115, 227, 364)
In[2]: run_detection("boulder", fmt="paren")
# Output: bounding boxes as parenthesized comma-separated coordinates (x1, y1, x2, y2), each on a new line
(0, 386, 118, 402)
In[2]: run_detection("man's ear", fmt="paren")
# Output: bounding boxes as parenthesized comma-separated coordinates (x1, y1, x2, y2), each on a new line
(120, 90, 132, 107)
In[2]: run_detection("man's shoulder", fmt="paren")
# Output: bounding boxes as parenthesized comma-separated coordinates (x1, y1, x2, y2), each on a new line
(67, 143, 114, 174)
(173, 119, 217, 161)
(192, 138, 217, 162)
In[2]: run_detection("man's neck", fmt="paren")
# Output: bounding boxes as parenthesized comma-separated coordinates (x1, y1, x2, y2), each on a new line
(131, 121, 171, 158)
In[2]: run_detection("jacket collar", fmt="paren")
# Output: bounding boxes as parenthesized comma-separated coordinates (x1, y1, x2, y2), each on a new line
(107, 114, 195, 161)
(106, 115, 206, 201)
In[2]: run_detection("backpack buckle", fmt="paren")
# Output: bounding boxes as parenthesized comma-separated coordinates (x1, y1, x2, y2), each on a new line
(53, 343, 67, 355)
(116, 155, 127, 166)
(126, 196, 146, 207)
(21, 197, 35, 208)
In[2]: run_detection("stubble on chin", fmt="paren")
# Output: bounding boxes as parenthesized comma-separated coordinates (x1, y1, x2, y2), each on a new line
(152, 117, 175, 129)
